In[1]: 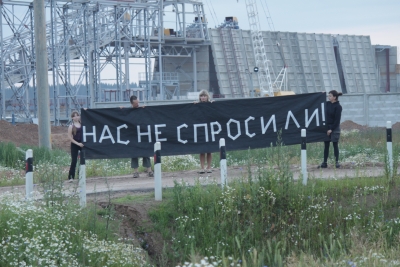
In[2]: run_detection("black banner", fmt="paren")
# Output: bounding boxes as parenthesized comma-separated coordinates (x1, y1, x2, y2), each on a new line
(81, 92, 327, 159)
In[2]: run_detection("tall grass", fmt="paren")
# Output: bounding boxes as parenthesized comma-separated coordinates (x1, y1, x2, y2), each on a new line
(146, 139, 400, 266)
(20, 144, 70, 165)
(0, 142, 24, 168)
(0, 142, 26, 186)
(0, 142, 70, 169)
(219, 128, 399, 168)
(148, 174, 400, 266)
(0, 143, 71, 186)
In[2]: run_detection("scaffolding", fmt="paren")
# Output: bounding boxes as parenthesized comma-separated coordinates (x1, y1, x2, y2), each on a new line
(0, 0, 209, 123)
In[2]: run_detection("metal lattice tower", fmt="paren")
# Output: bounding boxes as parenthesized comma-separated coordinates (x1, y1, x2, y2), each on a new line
(245, 0, 274, 96)
(0, 0, 209, 124)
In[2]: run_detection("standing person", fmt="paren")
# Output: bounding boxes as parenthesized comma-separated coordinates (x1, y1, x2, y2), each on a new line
(195, 89, 213, 174)
(68, 111, 84, 182)
(319, 90, 343, 168)
(130, 95, 153, 178)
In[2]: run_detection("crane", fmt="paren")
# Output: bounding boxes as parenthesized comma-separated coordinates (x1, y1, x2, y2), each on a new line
(243, 0, 288, 97)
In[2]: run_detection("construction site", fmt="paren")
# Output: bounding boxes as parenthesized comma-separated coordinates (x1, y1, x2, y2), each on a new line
(1, 0, 399, 126)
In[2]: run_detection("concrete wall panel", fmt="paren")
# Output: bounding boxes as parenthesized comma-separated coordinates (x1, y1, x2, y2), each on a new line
(341, 93, 400, 126)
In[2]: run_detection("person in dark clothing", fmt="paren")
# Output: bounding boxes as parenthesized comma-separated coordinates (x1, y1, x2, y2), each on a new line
(319, 90, 343, 168)
(194, 89, 214, 174)
(68, 111, 84, 182)
(129, 95, 153, 178)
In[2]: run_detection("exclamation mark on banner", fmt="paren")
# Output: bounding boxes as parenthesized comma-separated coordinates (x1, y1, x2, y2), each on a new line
(321, 102, 325, 125)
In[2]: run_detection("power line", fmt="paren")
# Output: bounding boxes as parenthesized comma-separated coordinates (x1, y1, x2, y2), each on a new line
(258, 0, 275, 31)
(209, 0, 220, 27)
(204, 0, 218, 27)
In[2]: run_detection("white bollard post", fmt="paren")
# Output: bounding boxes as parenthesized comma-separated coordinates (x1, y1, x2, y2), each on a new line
(79, 150, 86, 207)
(301, 129, 308, 185)
(25, 149, 34, 200)
(220, 138, 227, 188)
(154, 142, 162, 201)
(386, 121, 393, 179)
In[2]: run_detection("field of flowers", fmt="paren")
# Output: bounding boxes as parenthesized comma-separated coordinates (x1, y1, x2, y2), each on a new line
(0, 190, 151, 267)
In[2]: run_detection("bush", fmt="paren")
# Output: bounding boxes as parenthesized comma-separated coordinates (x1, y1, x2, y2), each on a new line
(19, 145, 70, 166)
(0, 142, 24, 168)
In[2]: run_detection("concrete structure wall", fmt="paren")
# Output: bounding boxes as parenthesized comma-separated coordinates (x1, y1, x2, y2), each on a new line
(374, 46, 398, 92)
(340, 93, 400, 126)
(335, 35, 378, 94)
(209, 28, 254, 97)
(398, 74, 400, 90)
(209, 29, 390, 96)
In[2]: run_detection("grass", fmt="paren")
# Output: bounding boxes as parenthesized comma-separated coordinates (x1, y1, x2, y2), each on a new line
(1, 129, 399, 186)
(0, 142, 24, 168)
(113, 193, 155, 205)
(144, 169, 400, 266)
(0, 144, 201, 186)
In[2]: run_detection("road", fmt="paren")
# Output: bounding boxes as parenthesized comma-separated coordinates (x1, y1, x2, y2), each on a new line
(0, 163, 395, 200)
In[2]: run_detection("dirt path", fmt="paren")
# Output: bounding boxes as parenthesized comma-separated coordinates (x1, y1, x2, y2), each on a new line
(0, 163, 395, 199)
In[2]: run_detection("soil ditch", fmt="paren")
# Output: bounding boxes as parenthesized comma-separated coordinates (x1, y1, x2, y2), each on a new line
(98, 199, 168, 266)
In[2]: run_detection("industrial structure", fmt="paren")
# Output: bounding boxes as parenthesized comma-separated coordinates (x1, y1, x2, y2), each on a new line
(0, 0, 399, 124)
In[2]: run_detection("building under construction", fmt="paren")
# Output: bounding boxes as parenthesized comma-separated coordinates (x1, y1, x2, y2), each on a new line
(0, 0, 399, 124)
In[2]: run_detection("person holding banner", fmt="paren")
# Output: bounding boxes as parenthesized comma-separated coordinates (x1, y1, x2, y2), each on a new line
(319, 90, 343, 169)
(195, 90, 214, 174)
(67, 111, 84, 182)
(129, 95, 154, 178)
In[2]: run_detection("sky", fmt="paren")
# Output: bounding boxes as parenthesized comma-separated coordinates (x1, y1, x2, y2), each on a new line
(202, 0, 400, 60)
(2, 0, 399, 87)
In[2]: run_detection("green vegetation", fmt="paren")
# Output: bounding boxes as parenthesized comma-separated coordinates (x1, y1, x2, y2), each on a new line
(0, 191, 150, 266)
(1, 129, 399, 185)
(0, 142, 24, 168)
(148, 176, 400, 266)
(0, 128, 399, 266)
(140, 141, 400, 266)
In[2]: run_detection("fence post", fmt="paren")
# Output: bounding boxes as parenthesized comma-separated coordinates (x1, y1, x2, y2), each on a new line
(220, 138, 227, 188)
(386, 121, 393, 180)
(301, 129, 308, 185)
(154, 142, 162, 201)
(25, 149, 33, 200)
(79, 150, 86, 207)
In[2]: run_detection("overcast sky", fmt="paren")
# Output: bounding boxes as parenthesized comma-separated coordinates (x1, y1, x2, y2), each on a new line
(2, 0, 398, 86)
(203, 0, 399, 59)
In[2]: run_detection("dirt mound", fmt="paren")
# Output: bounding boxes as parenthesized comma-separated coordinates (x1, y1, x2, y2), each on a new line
(340, 120, 369, 131)
(340, 120, 400, 131)
(0, 120, 70, 151)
